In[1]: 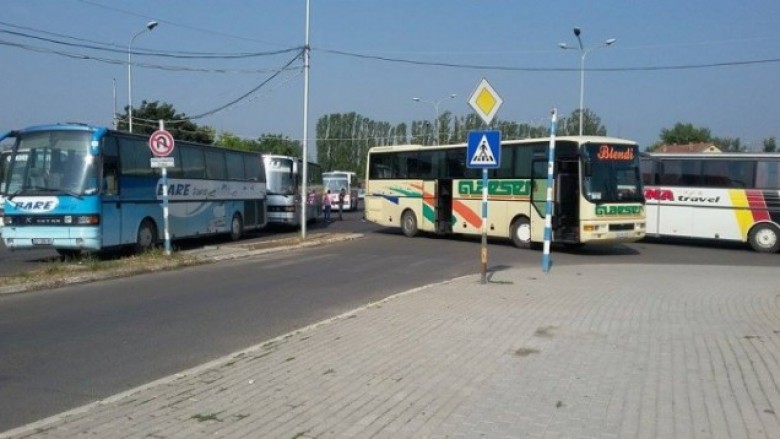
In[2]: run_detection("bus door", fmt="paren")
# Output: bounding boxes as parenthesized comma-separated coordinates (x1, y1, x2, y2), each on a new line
(555, 160, 580, 241)
(435, 179, 453, 234)
(100, 138, 122, 247)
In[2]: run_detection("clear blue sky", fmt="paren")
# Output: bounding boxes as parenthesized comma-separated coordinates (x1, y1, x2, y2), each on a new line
(2, 0, 780, 156)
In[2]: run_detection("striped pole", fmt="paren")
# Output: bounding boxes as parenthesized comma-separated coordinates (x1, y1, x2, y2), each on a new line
(542, 109, 557, 272)
(159, 119, 171, 256)
(480, 167, 488, 284)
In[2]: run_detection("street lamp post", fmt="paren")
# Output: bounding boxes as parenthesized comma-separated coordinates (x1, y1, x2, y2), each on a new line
(412, 94, 456, 145)
(127, 21, 158, 133)
(559, 27, 615, 136)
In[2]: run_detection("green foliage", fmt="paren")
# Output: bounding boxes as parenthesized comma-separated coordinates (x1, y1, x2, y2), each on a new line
(116, 101, 214, 144)
(316, 113, 399, 178)
(216, 132, 300, 156)
(659, 123, 711, 145)
(763, 136, 777, 152)
(556, 109, 607, 136)
(712, 136, 744, 152)
(257, 134, 301, 156)
(216, 132, 259, 151)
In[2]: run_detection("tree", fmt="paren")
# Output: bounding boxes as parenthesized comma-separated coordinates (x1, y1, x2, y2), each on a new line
(216, 132, 300, 156)
(257, 134, 301, 156)
(659, 123, 711, 145)
(556, 109, 607, 136)
(712, 136, 744, 152)
(316, 112, 398, 178)
(116, 101, 214, 144)
(763, 136, 777, 153)
(216, 132, 260, 151)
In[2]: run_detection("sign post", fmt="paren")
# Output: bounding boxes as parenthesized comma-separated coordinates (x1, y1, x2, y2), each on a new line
(467, 78, 503, 284)
(542, 109, 557, 273)
(149, 121, 175, 256)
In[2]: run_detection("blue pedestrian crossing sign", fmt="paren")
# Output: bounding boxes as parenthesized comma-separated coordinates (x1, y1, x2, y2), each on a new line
(467, 130, 501, 169)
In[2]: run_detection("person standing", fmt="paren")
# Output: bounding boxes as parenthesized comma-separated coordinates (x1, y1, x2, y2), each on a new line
(338, 187, 346, 220)
(323, 190, 332, 222)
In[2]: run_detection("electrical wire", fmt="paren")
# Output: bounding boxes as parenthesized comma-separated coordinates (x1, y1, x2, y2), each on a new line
(316, 47, 780, 72)
(0, 39, 301, 74)
(0, 27, 302, 59)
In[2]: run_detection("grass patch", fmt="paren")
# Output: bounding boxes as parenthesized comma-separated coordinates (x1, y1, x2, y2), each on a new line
(0, 249, 202, 290)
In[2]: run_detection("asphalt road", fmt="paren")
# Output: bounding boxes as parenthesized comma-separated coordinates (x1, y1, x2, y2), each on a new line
(0, 211, 777, 432)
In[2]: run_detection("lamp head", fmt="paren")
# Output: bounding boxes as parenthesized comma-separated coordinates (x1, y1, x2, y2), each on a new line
(412, 97, 421, 102)
(558, 43, 568, 49)
(146, 21, 158, 31)
(573, 27, 581, 37)
(605, 38, 616, 46)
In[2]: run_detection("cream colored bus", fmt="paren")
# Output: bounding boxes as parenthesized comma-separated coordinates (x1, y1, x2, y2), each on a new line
(364, 136, 646, 248)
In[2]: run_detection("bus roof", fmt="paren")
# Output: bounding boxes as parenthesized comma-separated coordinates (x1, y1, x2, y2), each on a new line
(13, 123, 97, 135)
(367, 135, 637, 154)
(642, 151, 780, 159)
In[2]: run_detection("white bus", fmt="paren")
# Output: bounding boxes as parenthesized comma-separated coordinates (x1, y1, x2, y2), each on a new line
(323, 170, 360, 211)
(365, 136, 646, 248)
(641, 152, 780, 253)
(263, 155, 322, 227)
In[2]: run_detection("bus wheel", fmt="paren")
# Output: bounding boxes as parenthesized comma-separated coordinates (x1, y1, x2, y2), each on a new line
(135, 219, 158, 253)
(401, 211, 418, 238)
(510, 217, 531, 249)
(748, 223, 780, 253)
(230, 213, 243, 241)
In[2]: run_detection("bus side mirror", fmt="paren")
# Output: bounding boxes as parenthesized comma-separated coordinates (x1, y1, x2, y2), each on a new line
(292, 161, 299, 175)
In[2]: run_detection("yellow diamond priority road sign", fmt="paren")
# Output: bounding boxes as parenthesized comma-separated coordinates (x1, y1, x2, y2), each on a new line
(468, 78, 503, 125)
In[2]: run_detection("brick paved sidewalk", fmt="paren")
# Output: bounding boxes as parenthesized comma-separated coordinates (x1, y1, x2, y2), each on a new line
(3, 264, 779, 438)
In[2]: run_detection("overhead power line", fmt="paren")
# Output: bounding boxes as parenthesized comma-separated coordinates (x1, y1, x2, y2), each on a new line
(0, 38, 301, 74)
(188, 51, 303, 120)
(75, 0, 289, 47)
(0, 26, 302, 59)
(317, 47, 780, 72)
(2, 19, 778, 74)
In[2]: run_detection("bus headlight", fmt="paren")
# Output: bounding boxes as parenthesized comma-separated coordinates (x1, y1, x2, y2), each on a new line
(583, 224, 605, 232)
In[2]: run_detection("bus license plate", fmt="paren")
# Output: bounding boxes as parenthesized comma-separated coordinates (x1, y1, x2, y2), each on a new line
(32, 238, 53, 245)
(615, 231, 630, 238)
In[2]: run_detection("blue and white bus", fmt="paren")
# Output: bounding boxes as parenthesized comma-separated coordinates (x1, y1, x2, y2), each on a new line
(0, 123, 267, 256)
(263, 154, 322, 227)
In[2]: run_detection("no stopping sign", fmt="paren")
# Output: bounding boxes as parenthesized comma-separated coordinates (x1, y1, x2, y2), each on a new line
(149, 130, 175, 157)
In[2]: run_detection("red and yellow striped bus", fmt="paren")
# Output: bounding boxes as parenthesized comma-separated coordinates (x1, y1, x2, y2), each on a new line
(641, 152, 780, 253)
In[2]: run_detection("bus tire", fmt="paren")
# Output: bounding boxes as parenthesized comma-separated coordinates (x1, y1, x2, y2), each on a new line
(510, 217, 532, 249)
(135, 219, 158, 253)
(401, 210, 418, 238)
(230, 213, 244, 241)
(748, 223, 780, 253)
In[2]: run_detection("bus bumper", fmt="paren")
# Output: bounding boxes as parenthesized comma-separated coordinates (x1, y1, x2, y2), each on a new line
(579, 222, 646, 244)
(2, 227, 102, 251)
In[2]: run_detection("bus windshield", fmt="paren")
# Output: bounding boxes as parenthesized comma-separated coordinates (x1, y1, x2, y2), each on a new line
(324, 176, 348, 193)
(7, 130, 97, 197)
(582, 143, 643, 203)
(265, 157, 295, 196)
